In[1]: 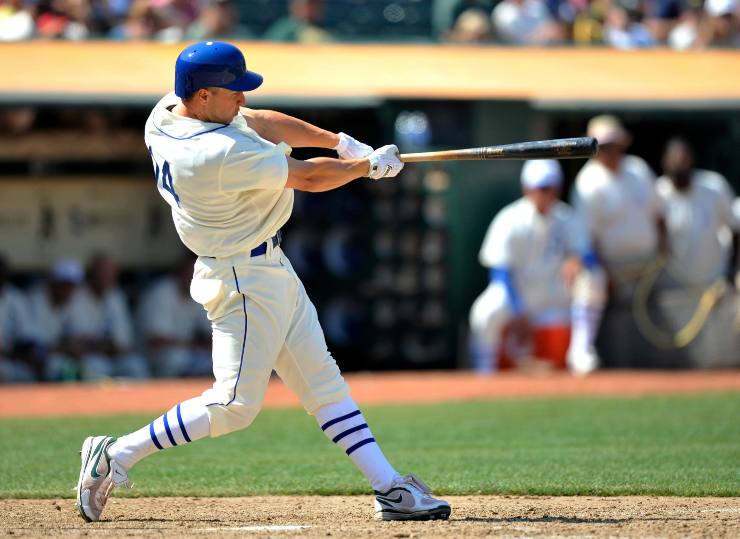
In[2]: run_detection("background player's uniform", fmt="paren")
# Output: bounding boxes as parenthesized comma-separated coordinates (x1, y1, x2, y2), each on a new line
(656, 169, 738, 287)
(572, 155, 663, 292)
(138, 275, 212, 377)
(469, 197, 603, 372)
(469, 160, 606, 374)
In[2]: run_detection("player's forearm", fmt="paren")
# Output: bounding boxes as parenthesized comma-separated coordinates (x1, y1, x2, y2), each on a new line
(289, 157, 369, 193)
(242, 108, 339, 149)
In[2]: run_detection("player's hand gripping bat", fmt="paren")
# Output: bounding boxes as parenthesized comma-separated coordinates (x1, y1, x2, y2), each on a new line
(399, 137, 598, 163)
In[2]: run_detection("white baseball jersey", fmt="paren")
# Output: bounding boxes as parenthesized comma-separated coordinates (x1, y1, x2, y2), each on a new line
(28, 286, 92, 347)
(144, 92, 293, 257)
(0, 285, 37, 352)
(77, 288, 137, 349)
(573, 155, 662, 267)
(656, 170, 738, 286)
(138, 277, 211, 341)
(479, 197, 588, 311)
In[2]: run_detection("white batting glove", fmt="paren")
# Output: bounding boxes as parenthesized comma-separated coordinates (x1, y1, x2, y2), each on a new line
(367, 144, 404, 180)
(334, 132, 374, 160)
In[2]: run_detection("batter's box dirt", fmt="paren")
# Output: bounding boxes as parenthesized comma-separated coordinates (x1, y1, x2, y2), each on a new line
(1, 495, 738, 538)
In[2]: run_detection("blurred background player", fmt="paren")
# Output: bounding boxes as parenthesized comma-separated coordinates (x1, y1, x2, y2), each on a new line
(657, 137, 738, 289)
(572, 115, 665, 303)
(0, 254, 42, 382)
(137, 254, 213, 377)
(29, 258, 106, 381)
(77, 254, 150, 379)
(469, 160, 606, 375)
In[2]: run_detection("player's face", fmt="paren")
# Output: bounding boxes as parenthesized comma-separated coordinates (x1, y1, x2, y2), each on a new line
(204, 88, 246, 123)
(525, 186, 558, 214)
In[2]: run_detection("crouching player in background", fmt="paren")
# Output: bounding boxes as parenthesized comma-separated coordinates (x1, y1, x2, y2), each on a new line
(469, 160, 606, 375)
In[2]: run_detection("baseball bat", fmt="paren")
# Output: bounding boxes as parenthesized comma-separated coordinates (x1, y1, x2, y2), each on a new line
(399, 137, 598, 163)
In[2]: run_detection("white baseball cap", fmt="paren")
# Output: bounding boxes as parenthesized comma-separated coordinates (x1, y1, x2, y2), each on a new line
(521, 159, 562, 190)
(51, 258, 84, 283)
(705, 0, 737, 16)
(587, 115, 631, 146)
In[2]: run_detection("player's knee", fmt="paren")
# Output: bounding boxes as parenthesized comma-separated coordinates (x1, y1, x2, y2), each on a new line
(206, 402, 260, 437)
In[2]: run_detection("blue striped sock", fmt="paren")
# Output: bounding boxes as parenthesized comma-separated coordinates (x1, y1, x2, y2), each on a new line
(314, 397, 398, 491)
(109, 396, 210, 470)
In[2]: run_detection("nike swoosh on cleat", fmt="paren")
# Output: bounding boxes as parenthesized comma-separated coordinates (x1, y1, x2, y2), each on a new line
(376, 493, 403, 504)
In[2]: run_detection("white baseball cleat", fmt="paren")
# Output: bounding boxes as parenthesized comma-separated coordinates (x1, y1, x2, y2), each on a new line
(374, 474, 451, 521)
(76, 436, 130, 522)
(567, 346, 600, 376)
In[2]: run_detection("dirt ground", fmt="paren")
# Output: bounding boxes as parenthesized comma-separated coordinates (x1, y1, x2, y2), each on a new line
(2, 370, 740, 418)
(1, 495, 738, 538)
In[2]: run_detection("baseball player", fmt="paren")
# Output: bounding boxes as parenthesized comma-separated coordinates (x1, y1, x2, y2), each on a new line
(137, 255, 213, 377)
(469, 160, 606, 375)
(76, 41, 450, 523)
(656, 138, 738, 288)
(0, 254, 40, 382)
(572, 115, 665, 298)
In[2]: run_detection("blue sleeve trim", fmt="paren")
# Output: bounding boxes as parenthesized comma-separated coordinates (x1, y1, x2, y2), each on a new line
(489, 268, 523, 316)
(581, 251, 599, 270)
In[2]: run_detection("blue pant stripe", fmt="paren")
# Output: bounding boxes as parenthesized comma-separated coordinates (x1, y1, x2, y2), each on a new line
(321, 410, 361, 431)
(176, 403, 192, 443)
(149, 421, 163, 450)
(162, 412, 177, 447)
(346, 437, 375, 456)
(332, 423, 368, 444)
(224, 266, 247, 407)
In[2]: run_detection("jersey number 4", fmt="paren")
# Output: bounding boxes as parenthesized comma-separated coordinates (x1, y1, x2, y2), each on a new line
(148, 146, 180, 207)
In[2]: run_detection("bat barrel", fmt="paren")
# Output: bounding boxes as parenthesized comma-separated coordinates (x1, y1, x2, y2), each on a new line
(399, 137, 598, 162)
(483, 137, 598, 160)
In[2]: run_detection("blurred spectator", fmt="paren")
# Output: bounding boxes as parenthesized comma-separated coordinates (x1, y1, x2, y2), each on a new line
(444, 7, 494, 43)
(263, 0, 334, 43)
(137, 255, 211, 377)
(86, 0, 134, 37)
(602, 1, 656, 49)
(656, 138, 739, 287)
(643, 0, 683, 43)
(0, 254, 42, 382)
(29, 258, 113, 380)
(491, 0, 565, 45)
(701, 0, 740, 47)
(77, 254, 150, 378)
(0, 0, 34, 40)
(113, 0, 199, 41)
(668, 2, 704, 49)
(469, 160, 606, 374)
(572, 115, 664, 300)
(31, 0, 86, 40)
(186, 0, 252, 40)
(572, 0, 608, 45)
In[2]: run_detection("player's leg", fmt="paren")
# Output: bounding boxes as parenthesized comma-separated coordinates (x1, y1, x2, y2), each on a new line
(468, 282, 513, 373)
(77, 259, 289, 522)
(274, 256, 450, 520)
(568, 266, 607, 374)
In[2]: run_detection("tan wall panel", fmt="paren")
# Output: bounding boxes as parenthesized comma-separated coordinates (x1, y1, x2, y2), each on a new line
(0, 178, 182, 270)
(0, 42, 738, 101)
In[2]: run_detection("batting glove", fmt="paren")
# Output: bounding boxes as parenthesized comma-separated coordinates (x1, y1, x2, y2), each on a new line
(367, 144, 404, 180)
(334, 132, 374, 160)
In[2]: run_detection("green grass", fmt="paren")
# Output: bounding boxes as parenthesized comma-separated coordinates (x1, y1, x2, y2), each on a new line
(1, 393, 738, 498)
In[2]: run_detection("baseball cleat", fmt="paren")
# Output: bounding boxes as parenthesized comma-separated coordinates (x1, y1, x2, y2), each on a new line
(374, 474, 451, 521)
(76, 436, 130, 522)
(567, 346, 600, 376)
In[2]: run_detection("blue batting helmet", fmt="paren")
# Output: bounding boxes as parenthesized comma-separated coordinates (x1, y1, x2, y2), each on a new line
(174, 41, 263, 99)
